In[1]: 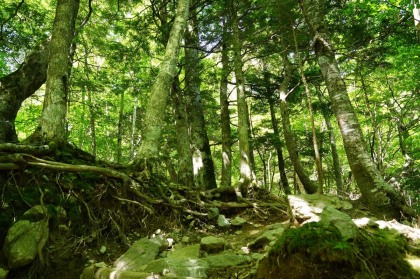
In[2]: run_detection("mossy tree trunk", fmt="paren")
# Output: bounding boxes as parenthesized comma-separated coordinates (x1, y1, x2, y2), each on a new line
(28, 0, 80, 144)
(136, 0, 190, 162)
(299, 0, 413, 218)
(219, 22, 232, 189)
(231, 0, 253, 196)
(185, 12, 217, 190)
(0, 41, 49, 143)
(171, 75, 194, 187)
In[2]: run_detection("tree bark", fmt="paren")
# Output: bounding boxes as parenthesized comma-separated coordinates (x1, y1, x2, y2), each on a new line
(268, 100, 291, 194)
(117, 90, 125, 163)
(136, 0, 190, 162)
(231, 0, 253, 196)
(317, 89, 344, 195)
(0, 41, 49, 143)
(171, 75, 194, 187)
(185, 12, 217, 190)
(219, 22, 232, 189)
(279, 53, 317, 194)
(299, 0, 413, 218)
(28, 0, 80, 144)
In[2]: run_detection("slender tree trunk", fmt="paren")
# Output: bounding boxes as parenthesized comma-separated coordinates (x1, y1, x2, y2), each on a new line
(117, 90, 125, 163)
(231, 0, 253, 196)
(185, 13, 217, 190)
(0, 41, 49, 143)
(87, 90, 96, 157)
(28, 0, 80, 144)
(279, 53, 317, 194)
(268, 100, 291, 194)
(317, 89, 344, 195)
(171, 75, 194, 187)
(136, 0, 190, 162)
(219, 23, 232, 189)
(299, 0, 413, 218)
(130, 97, 138, 160)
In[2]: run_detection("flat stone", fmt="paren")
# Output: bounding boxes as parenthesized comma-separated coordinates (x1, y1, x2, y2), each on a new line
(231, 217, 247, 227)
(248, 227, 285, 251)
(142, 257, 209, 278)
(200, 236, 226, 254)
(205, 252, 248, 268)
(113, 238, 160, 271)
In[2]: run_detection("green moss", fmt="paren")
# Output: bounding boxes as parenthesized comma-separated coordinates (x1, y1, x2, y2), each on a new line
(270, 222, 418, 278)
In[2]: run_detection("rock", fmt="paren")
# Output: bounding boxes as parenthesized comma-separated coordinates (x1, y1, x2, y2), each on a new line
(168, 244, 200, 259)
(149, 234, 169, 252)
(3, 205, 49, 269)
(288, 194, 353, 223)
(231, 216, 247, 227)
(217, 215, 231, 228)
(0, 267, 8, 279)
(113, 238, 160, 271)
(99, 246, 106, 254)
(200, 236, 226, 254)
(81, 266, 155, 279)
(205, 252, 248, 268)
(181, 236, 190, 244)
(142, 257, 209, 278)
(248, 227, 285, 251)
(207, 207, 219, 220)
(320, 206, 358, 240)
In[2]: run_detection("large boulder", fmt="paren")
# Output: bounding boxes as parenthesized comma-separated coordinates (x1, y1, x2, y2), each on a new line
(288, 194, 352, 223)
(205, 252, 248, 268)
(113, 238, 160, 271)
(2, 205, 49, 269)
(320, 206, 358, 240)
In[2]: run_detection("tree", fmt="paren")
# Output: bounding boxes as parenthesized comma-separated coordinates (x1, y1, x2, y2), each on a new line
(185, 10, 217, 190)
(28, 0, 80, 144)
(135, 0, 190, 163)
(299, 0, 413, 218)
(0, 41, 48, 143)
(230, 0, 254, 196)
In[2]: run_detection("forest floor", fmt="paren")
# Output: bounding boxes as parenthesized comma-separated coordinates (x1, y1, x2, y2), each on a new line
(1, 144, 420, 278)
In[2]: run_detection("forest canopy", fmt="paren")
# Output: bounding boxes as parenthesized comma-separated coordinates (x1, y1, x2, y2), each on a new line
(0, 0, 419, 222)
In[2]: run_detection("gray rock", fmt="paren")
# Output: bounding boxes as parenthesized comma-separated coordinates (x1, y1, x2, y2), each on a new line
(231, 216, 247, 227)
(205, 252, 248, 268)
(200, 236, 226, 254)
(288, 194, 353, 222)
(320, 206, 358, 240)
(149, 234, 169, 252)
(207, 207, 219, 220)
(217, 215, 231, 228)
(113, 238, 160, 271)
(142, 257, 209, 278)
(3, 205, 49, 269)
(248, 227, 284, 251)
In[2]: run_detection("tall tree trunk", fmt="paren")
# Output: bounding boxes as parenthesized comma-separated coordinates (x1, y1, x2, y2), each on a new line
(171, 75, 194, 187)
(317, 88, 344, 195)
(185, 13, 217, 190)
(299, 0, 413, 218)
(268, 100, 291, 194)
(136, 0, 190, 162)
(0, 41, 49, 143)
(87, 89, 96, 157)
(28, 0, 80, 144)
(117, 90, 125, 163)
(219, 23, 232, 189)
(279, 53, 317, 194)
(231, 0, 253, 196)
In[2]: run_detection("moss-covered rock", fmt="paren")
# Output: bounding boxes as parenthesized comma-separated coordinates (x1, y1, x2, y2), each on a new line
(256, 222, 419, 279)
